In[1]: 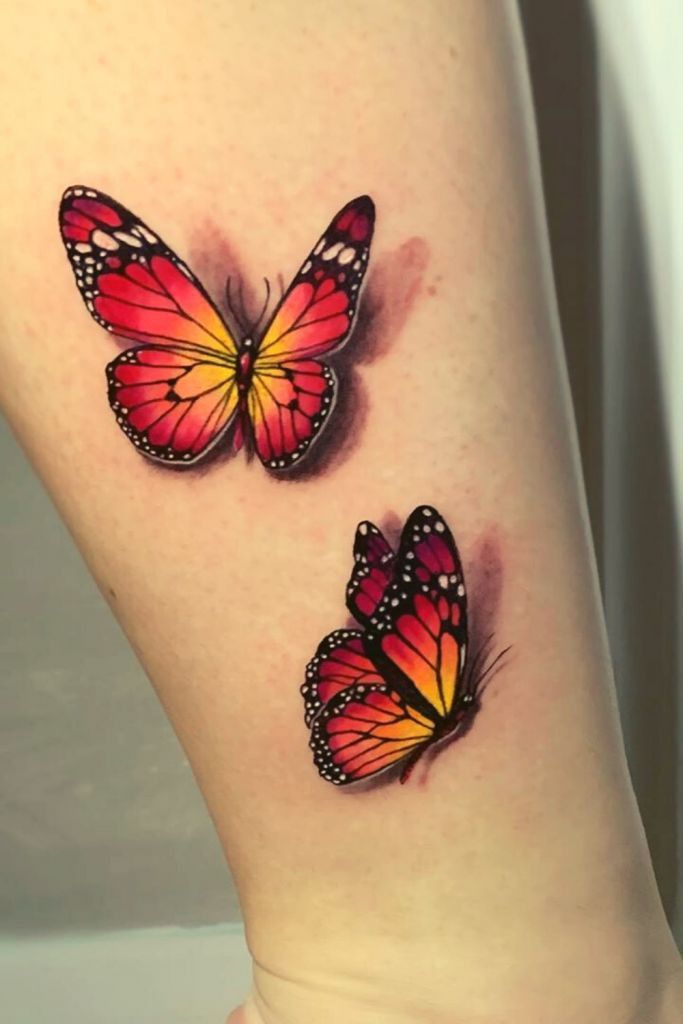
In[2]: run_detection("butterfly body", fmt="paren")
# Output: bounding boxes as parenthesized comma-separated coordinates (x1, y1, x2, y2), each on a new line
(60, 187, 375, 470)
(303, 506, 505, 787)
(237, 342, 255, 391)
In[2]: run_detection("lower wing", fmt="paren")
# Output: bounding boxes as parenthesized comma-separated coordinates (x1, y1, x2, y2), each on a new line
(301, 629, 385, 728)
(108, 345, 239, 463)
(247, 359, 335, 469)
(309, 683, 435, 786)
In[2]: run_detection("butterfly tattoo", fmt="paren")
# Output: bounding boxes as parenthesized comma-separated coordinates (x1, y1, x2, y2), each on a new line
(302, 506, 509, 786)
(59, 187, 375, 470)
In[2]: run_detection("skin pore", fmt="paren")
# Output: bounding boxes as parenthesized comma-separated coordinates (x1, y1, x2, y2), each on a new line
(0, 2, 681, 1022)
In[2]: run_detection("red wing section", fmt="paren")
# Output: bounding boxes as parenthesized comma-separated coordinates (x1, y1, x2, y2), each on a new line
(309, 684, 434, 785)
(107, 345, 239, 463)
(346, 520, 396, 625)
(249, 197, 374, 468)
(247, 359, 335, 469)
(59, 186, 237, 356)
(301, 630, 385, 728)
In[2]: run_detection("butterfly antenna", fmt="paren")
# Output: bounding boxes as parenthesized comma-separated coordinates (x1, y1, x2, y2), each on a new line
(475, 644, 513, 700)
(226, 276, 248, 335)
(465, 634, 494, 695)
(277, 272, 285, 298)
(237, 279, 249, 333)
(252, 277, 271, 333)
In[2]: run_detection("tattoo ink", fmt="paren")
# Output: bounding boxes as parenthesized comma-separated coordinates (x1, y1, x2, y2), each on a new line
(59, 187, 375, 473)
(302, 506, 510, 787)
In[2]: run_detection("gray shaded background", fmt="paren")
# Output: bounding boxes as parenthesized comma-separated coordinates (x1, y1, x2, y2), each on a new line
(1, 1, 680, 943)
(1, 422, 238, 933)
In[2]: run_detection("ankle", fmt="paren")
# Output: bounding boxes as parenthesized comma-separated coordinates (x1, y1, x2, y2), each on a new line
(237, 924, 683, 1024)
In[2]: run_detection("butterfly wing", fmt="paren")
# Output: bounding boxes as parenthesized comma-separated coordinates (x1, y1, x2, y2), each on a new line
(59, 186, 240, 463)
(107, 346, 240, 463)
(310, 683, 435, 786)
(59, 187, 238, 355)
(301, 629, 385, 728)
(246, 358, 336, 470)
(346, 520, 396, 625)
(248, 195, 375, 468)
(364, 506, 469, 721)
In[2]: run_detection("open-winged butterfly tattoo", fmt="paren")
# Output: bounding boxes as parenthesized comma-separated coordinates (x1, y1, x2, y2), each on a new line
(59, 188, 375, 470)
(302, 506, 509, 786)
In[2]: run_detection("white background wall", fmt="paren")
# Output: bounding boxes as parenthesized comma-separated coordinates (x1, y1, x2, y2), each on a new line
(593, 0, 681, 942)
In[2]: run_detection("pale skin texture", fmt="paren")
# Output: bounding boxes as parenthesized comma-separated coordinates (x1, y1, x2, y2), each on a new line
(0, 2, 681, 1022)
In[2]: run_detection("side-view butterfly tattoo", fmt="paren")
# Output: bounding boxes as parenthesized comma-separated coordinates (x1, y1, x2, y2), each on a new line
(58, 187, 375, 470)
(302, 506, 509, 786)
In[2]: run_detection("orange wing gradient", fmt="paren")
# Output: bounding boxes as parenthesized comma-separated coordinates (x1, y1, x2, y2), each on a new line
(249, 196, 375, 468)
(310, 685, 435, 786)
(60, 187, 375, 470)
(365, 506, 468, 721)
(59, 187, 240, 463)
(305, 506, 470, 786)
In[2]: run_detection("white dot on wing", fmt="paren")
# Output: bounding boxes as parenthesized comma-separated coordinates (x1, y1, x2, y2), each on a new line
(322, 241, 344, 261)
(91, 229, 119, 251)
(114, 230, 143, 248)
(136, 224, 158, 244)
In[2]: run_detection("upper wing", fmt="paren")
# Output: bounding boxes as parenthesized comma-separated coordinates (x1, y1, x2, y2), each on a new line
(309, 683, 435, 786)
(363, 506, 468, 721)
(59, 186, 238, 357)
(255, 195, 375, 364)
(346, 520, 395, 625)
(301, 629, 385, 727)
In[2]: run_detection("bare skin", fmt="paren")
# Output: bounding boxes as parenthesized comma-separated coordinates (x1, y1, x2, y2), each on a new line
(0, 2, 680, 1022)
